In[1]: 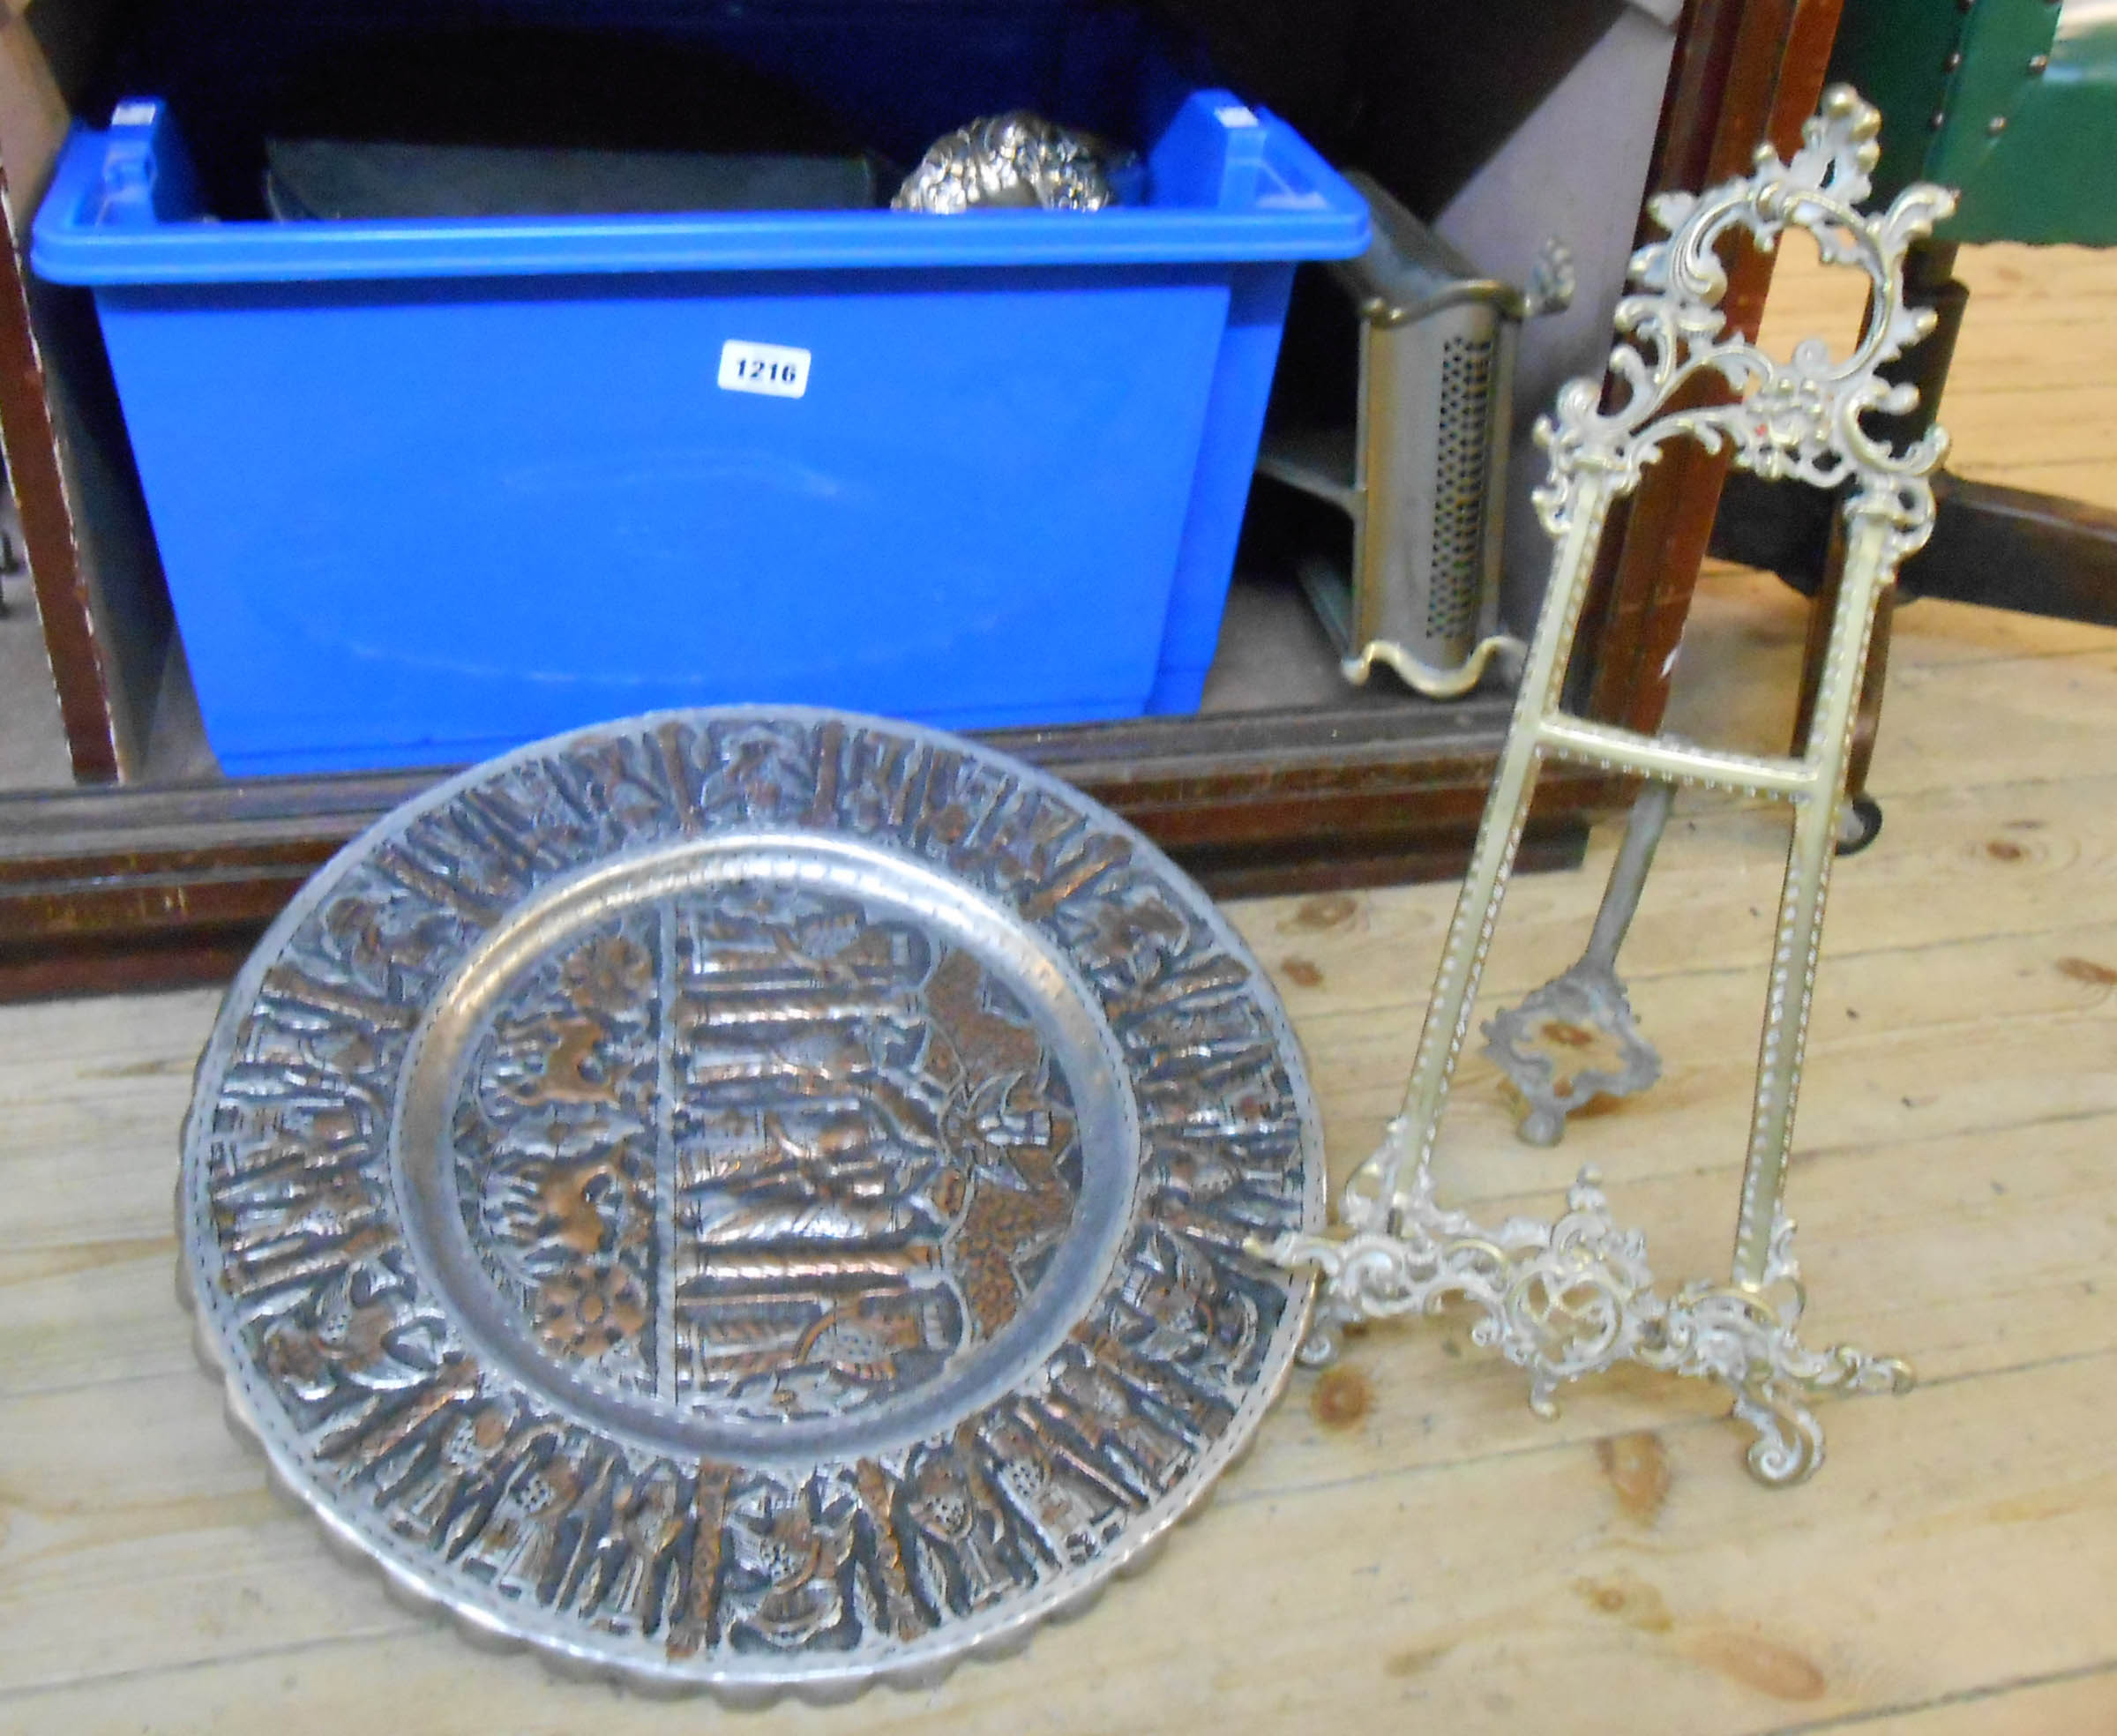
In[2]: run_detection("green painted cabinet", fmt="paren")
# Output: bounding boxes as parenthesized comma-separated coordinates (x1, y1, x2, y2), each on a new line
(1830, 0, 2117, 244)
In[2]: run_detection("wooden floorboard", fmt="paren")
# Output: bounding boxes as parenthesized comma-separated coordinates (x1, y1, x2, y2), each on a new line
(4, 248, 2117, 1733)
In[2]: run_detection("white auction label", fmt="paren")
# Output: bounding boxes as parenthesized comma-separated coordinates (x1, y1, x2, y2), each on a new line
(717, 340, 811, 399)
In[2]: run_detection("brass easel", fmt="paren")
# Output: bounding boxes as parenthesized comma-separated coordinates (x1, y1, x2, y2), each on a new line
(1264, 88, 1954, 1485)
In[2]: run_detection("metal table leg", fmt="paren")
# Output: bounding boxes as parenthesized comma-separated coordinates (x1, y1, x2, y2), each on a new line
(1481, 778, 1674, 1143)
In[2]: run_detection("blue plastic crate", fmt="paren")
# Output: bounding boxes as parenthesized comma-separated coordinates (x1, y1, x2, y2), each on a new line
(33, 12, 1365, 776)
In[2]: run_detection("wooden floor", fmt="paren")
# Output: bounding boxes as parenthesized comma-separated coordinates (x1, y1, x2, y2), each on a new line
(5, 243, 2117, 1734)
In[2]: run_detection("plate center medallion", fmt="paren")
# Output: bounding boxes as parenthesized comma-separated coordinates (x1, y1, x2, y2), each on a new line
(434, 864, 1099, 1449)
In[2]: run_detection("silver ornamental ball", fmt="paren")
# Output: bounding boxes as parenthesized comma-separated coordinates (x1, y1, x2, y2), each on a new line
(894, 111, 1118, 213)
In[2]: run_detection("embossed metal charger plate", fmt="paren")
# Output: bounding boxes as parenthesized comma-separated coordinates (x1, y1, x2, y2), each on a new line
(182, 707, 1324, 1701)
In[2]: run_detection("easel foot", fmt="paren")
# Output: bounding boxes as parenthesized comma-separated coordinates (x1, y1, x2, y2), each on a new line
(1263, 1163, 1912, 1486)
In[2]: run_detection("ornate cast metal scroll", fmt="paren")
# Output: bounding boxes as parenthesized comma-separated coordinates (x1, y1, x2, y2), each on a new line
(893, 113, 1118, 213)
(183, 708, 1323, 1699)
(1262, 87, 1948, 1485)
